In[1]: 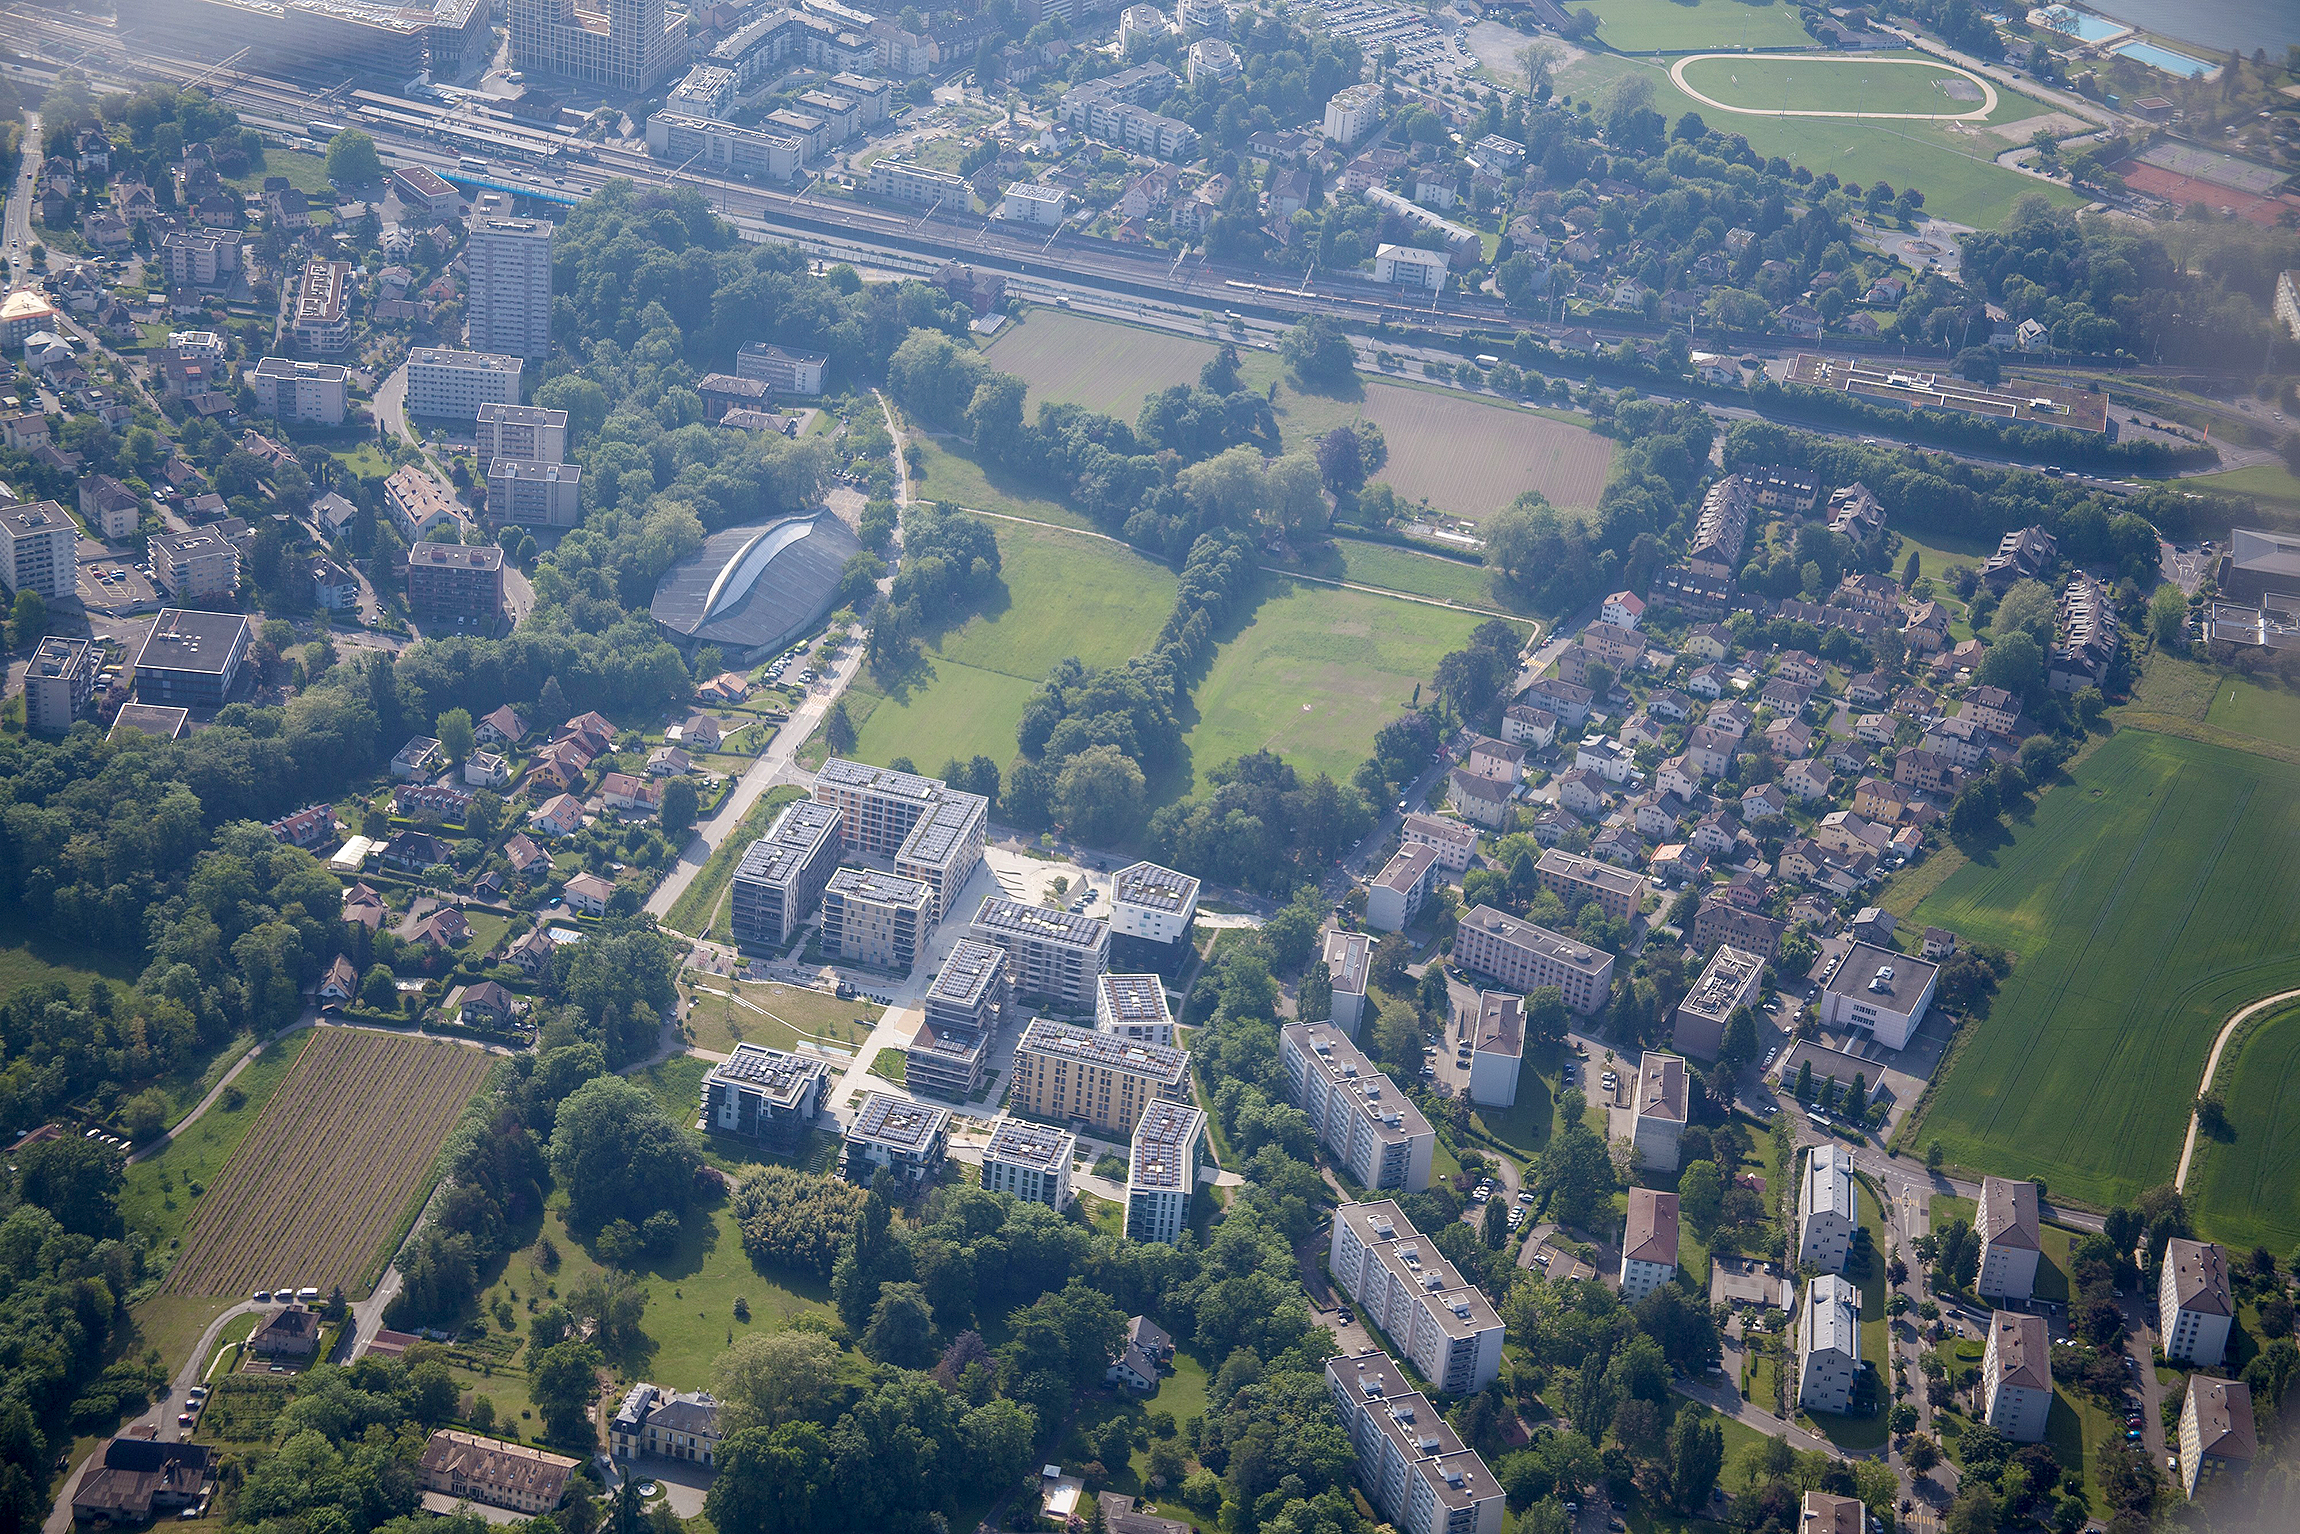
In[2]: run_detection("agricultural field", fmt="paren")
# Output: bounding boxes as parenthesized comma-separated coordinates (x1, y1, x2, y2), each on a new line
(163, 1028, 494, 1298)
(1906, 728, 2300, 1211)
(124, 1032, 314, 1260)
(1580, 0, 1815, 53)
(1179, 577, 1484, 788)
(2185, 1003, 2300, 1254)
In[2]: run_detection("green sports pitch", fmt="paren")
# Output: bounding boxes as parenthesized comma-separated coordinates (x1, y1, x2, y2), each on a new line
(1579, 0, 1815, 54)
(1906, 728, 2300, 1215)
(1675, 54, 1993, 118)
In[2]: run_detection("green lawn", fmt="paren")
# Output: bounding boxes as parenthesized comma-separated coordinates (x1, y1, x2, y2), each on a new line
(1803, 1175, 1890, 1452)
(228, 148, 334, 198)
(2201, 675, 2300, 754)
(1679, 54, 1992, 117)
(681, 977, 876, 1055)
(331, 440, 396, 482)
(1054, 1347, 1217, 1531)
(910, 436, 1097, 531)
(1180, 576, 1481, 790)
(1270, 539, 1519, 614)
(1582, 0, 1816, 52)
(1907, 728, 2300, 1209)
(984, 310, 1216, 418)
(122, 1032, 315, 1263)
(0, 914, 144, 1001)
(2185, 1002, 2300, 1253)
(663, 785, 804, 938)
(2174, 460, 2300, 507)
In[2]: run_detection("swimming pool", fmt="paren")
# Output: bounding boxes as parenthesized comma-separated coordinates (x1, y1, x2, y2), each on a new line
(2029, 4, 2129, 43)
(2114, 38, 2215, 77)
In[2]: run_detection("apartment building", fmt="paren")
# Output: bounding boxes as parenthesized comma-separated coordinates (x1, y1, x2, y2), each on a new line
(158, 228, 240, 289)
(1689, 473, 1753, 571)
(79, 474, 139, 540)
(1976, 1176, 2042, 1302)
(405, 346, 523, 420)
(1011, 1019, 1190, 1135)
(1619, 1188, 1679, 1303)
(2178, 1375, 2256, 1501)
(866, 156, 968, 207)
(290, 259, 352, 353)
(385, 465, 466, 544)
(1322, 82, 1383, 144)
(476, 403, 569, 464)
(1798, 1144, 1858, 1272)
(23, 635, 95, 734)
(417, 1432, 577, 1516)
(405, 542, 504, 627)
(735, 341, 829, 396)
(132, 608, 250, 709)
(1401, 813, 1478, 874)
(813, 757, 942, 855)
(1367, 843, 1438, 933)
(1324, 928, 1372, 1037)
(1324, 1352, 1506, 1534)
(701, 1042, 829, 1149)
(970, 895, 1109, 1009)
(1124, 1100, 1205, 1244)
(1691, 899, 1785, 961)
(1109, 860, 1200, 944)
(1630, 1052, 1687, 1172)
(844, 1093, 949, 1185)
(2159, 1239, 2234, 1366)
(1980, 1310, 2051, 1443)
(1798, 1274, 1862, 1412)
(147, 530, 241, 602)
(249, 357, 348, 424)
(1000, 181, 1068, 225)
(1535, 848, 1641, 922)
(892, 790, 987, 923)
(466, 217, 554, 359)
(1672, 943, 1765, 1061)
(0, 501, 77, 600)
(1096, 974, 1175, 1047)
(646, 111, 806, 182)
(1327, 1203, 1505, 1394)
(821, 867, 932, 971)
(486, 459, 583, 528)
(981, 1119, 1074, 1210)
(729, 798, 843, 947)
(905, 938, 1010, 1100)
(1800, 1492, 1863, 1534)
(1452, 907, 1615, 1015)
(1278, 1023, 1434, 1193)
(1465, 991, 1523, 1110)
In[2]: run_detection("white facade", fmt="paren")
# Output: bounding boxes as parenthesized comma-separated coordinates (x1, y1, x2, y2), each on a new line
(1629, 1052, 1686, 1173)
(0, 501, 78, 601)
(2159, 1239, 2234, 1367)
(999, 181, 1068, 226)
(1123, 1100, 1203, 1245)
(1981, 1310, 2051, 1444)
(1324, 928, 1371, 1037)
(1619, 1188, 1679, 1303)
(476, 403, 569, 464)
(1797, 1274, 1861, 1413)
(1976, 1176, 2042, 1302)
(867, 157, 968, 207)
(647, 111, 806, 182)
(1280, 1023, 1433, 1192)
(1465, 991, 1522, 1110)
(1325, 1352, 1508, 1534)
(406, 347, 524, 420)
(1366, 842, 1437, 933)
(1816, 941, 1939, 1049)
(1109, 860, 1199, 943)
(249, 357, 348, 424)
(981, 1119, 1074, 1211)
(466, 217, 553, 360)
(1323, 82, 1381, 144)
(1798, 1143, 1858, 1272)
(1374, 242, 1449, 289)
(1096, 974, 1176, 1048)
(1400, 812, 1477, 873)
(1328, 1204, 1506, 1395)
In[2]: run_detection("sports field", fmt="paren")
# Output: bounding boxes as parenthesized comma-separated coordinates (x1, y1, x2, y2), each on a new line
(2186, 1003, 2300, 1254)
(845, 516, 1176, 769)
(1581, 0, 1814, 52)
(1180, 577, 1485, 787)
(1907, 728, 2300, 1210)
(2203, 675, 2300, 753)
(1676, 54, 1993, 118)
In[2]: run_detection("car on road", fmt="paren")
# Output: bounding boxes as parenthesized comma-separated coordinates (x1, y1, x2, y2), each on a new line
(1517, 1189, 1534, 1204)
(1601, 1070, 1619, 1091)
(1337, 1310, 1353, 1325)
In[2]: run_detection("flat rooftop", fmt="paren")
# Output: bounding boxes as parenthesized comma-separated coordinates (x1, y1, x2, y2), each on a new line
(1823, 942, 1940, 1012)
(818, 756, 938, 800)
(928, 939, 1008, 1009)
(408, 542, 504, 572)
(1284, 1024, 1432, 1143)
(0, 500, 72, 539)
(1017, 1018, 1187, 1081)
(733, 799, 842, 888)
(984, 1118, 1073, 1171)
(849, 1092, 949, 1152)
(706, 1042, 824, 1106)
(1098, 974, 1170, 1025)
(826, 866, 933, 907)
(974, 894, 1109, 950)
(897, 790, 986, 869)
(110, 703, 188, 739)
(408, 346, 524, 374)
(133, 609, 249, 675)
(1680, 943, 1765, 1023)
(1455, 907, 1613, 975)
(1374, 842, 1437, 893)
(1128, 1101, 1204, 1191)
(1113, 859, 1199, 914)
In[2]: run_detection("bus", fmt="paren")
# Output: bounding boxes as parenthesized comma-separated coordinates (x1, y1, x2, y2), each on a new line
(457, 155, 487, 173)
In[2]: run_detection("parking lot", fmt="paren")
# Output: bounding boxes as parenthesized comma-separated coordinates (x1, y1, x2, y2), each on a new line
(76, 539, 158, 615)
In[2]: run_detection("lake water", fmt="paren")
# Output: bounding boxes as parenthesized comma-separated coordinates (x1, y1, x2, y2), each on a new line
(2079, 0, 2296, 56)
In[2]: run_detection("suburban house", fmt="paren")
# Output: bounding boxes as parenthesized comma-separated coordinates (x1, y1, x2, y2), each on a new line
(562, 871, 616, 917)
(476, 705, 526, 746)
(251, 1305, 321, 1361)
(530, 794, 585, 837)
(458, 981, 519, 1028)
(318, 955, 358, 1008)
(410, 907, 473, 950)
(72, 1432, 213, 1525)
(1448, 768, 1516, 829)
(600, 773, 662, 813)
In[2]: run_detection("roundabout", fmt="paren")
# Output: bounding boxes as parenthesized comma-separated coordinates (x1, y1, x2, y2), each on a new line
(1669, 51, 1999, 121)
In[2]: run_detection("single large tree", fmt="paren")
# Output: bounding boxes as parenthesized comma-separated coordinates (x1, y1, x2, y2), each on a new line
(547, 1075, 698, 1231)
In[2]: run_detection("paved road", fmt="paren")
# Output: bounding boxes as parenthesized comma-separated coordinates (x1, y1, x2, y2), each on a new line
(5, 110, 36, 287)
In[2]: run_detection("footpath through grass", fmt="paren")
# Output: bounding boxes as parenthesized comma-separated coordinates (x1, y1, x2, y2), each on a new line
(663, 785, 804, 938)
(1907, 727, 2300, 1209)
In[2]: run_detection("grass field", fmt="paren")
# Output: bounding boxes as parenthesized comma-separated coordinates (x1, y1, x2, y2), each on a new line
(1678, 54, 1992, 118)
(2185, 1003, 2300, 1254)
(2202, 674, 2300, 753)
(1285, 540, 1514, 612)
(163, 1029, 493, 1297)
(663, 785, 805, 938)
(1582, 0, 1815, 52)
(983, 318, 1219, 418)
(1180, 576, 1483, 788)
(1906, 728, 2300, 1209)
(681, 977, 876, 1056)
(0, 914, 143, 1000)
(2171, 460, 2300, 507)
(124, 1032, 314, 1263)
(1555, 50, 2084, 230)
(841, 516, 1176, 770)
(910, 436, 1098, 531)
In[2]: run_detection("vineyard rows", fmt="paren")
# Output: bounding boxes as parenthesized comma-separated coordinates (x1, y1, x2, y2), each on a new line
(164, 1029, 492, 1298)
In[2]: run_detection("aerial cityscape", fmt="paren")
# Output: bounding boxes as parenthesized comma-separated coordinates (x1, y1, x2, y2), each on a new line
(0, 0, 2295, 1532)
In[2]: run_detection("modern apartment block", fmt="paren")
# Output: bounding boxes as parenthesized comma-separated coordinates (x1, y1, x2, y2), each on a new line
(1535, 848, 1641, 922)
(290, 259, 353, 353)
(1124, 1100, 1205, 1244)
(2159, 1238, 2234, 1366)
(1980, 1310, 2051, 1443)
(2178, 1375, 2256, 1501)
(892, 790, 987, 923)
(729, 798, 843, 947)
(1327, 1202, 1505, 1394)
(23, 635, 95, 734)
(1619, 1188, 1680, 1303)
(969, 895, 1109, 1009)
(486, 459, 583, 527)
(405, 542, 504, 627)
(1672, 942, 1764, 1060)
(1630, 1052, 1687, 1172)
(701, 1042, 828, 1150)
(405, 346, 524, 420)
(466, 218, 554, 359)
(476, 403, 569, 463)
(905, 938, 1010, 1100)
(981, 1119, 1074, 1210)
(1797, 1274, 1862, 1413)
(1095, 974, 1175, 1047)
(1452, 907, 1614, 1014)
(843, 1093, 949, 1185)
(132, 609, 250, 709)
(1366, 843, 1438, 933)
(866, 156, 968, 206)
(249, 358, 348, 424)
(1278, 1023, 1434, 1193)
(1798, 1143, 1858, 1272)
(1976, 1176, 2042, 1302)
(147, 530, 241, 602)
(509, 0, 686, 92)
(1095, 863, 1198, 947)
(820, 867, 932, 971)
(812, 757, 942, 855)
(1324, 1351, 1506, 1534)
(0, 501, 77, 600)
(1010, 1019, 1189, 1136)
(735, 341, 829, 396)
(1324, 928, 1372, 1036)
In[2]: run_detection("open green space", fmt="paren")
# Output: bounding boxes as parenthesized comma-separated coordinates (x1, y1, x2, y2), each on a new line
(1555, 50, 2083, 229)
(1581, 0, 1816, 53)
(1054, 1348, 1217, 1531)
(2202, 674, 2300, 753)
(681, 977, 876, 1056)
(846, 660, 1042, 773)
(1678, 54, 1992, 118)
(0, 914, 143, 1000)
(2185, 1003, 2300, 1254)
(122, 1031, 315, 1262)
(331, 441, 396, 482)
(984, 312, 1218, 419)
(1906, 728, 2300, 1209)
(1181, 576, 1483, 789)
(2173, 459, 2300, 507)
(1278, 539, 1515, 612)
(226, 148, 333, 198)
(910, 436, 1096, 531)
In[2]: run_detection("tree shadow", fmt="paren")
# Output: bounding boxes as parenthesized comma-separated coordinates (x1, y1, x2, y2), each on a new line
(1283, 366, 1365, 406)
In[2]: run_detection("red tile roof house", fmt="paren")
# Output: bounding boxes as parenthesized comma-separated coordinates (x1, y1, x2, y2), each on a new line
(529, 794, 585, 837)
(562, 870, 616, 917)
(600, 773, 662, 814)
(409, 906, 473, 950)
